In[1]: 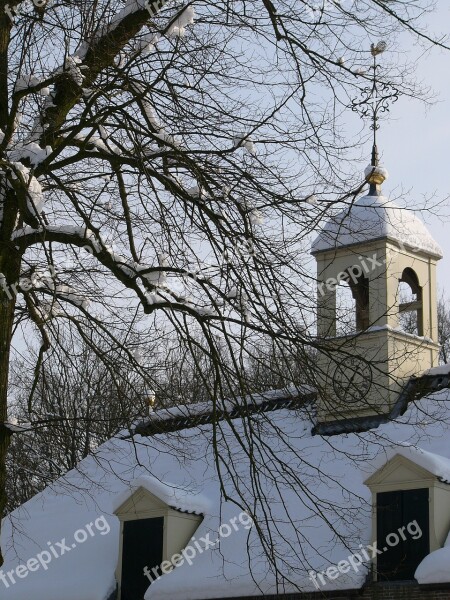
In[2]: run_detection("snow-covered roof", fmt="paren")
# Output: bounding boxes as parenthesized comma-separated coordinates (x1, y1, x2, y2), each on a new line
(311, 194, 443, 258)
(3, 384, 450, 600)
(111, 475, 211, 515)
(366, 445, 450, 484)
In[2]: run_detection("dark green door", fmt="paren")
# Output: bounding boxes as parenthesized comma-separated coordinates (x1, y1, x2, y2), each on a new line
(121, 517, 164, 600)
(376, 488, 429, 581)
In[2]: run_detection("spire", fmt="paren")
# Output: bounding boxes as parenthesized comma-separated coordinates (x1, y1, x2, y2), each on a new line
(351, 41, 397, 196)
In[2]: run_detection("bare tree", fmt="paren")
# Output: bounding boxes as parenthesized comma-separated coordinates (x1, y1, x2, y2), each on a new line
(438, 294, 450, 364)
(5, 329, 151, 512)
(5, 326, 232, 511)
(0, 0, 448, 565)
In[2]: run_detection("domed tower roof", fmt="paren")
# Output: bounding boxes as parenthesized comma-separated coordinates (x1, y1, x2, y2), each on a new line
(311, 167, 443, 259)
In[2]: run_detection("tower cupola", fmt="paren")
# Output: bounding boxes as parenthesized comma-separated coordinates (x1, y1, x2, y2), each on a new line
(311, 171, 442, 424)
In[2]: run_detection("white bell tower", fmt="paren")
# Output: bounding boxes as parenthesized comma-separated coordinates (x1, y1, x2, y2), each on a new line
(311, 162, 442, 424)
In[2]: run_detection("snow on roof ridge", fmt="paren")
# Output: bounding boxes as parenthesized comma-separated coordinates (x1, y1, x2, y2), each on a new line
(111, 475, 211, 515)
(421, 364, 450, 378)
(133, 385, 315, 432)
(311, 193, 443, 258)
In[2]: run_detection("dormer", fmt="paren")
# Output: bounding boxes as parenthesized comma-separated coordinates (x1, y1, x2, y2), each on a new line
(365, 450, 450, 582)
(114, 478, 204, 600)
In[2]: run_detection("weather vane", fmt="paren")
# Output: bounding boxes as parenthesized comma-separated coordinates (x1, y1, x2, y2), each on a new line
(351, 41, 399, 191)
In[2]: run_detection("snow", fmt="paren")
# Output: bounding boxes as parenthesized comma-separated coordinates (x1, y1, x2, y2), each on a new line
(3, 387, 450, 599)
(14, 74, 42, 92)
(187, 185, 208, 200)
(234, 136, 256, 155)
(311, 193, 443, 258)
(9, 142, 52, 167)
(364, 164, 389, 181)
(422, 364, 450, 377)
(249, 208, 263, 225)
(367, 445, 450, 483)
(135, 33, 160, 56)
(415, 532, 450, 585)
(104, 0, 169, 39)
(139, 99, 182, 148)
(55, 285, 90, 309)
(89, 136, 117, 154)
(64, 56, 85, 86)
(142, 102, 161, 129)
(9, 226, 172, 299)
(10, 163, 45, 215)
(145, 291, 166, 306)
(111, 476, 211, 515)
(109, 0, 147, 32)
(305, 194, 317, 205)
(167, 6, 195, 37)
(15, 73, 50, 96)
(3, 421, 30, 433)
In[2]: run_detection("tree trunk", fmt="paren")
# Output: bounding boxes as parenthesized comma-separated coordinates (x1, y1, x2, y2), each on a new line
(0, 184, 21, 566)
(0, 290, 15, 567)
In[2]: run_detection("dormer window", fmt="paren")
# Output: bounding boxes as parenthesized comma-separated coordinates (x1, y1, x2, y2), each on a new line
(114, 483, 203, 600)
(365, 451, 450, 584)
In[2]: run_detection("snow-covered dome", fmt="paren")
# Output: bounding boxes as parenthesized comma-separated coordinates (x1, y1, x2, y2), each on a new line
(311, 193, 443, 258)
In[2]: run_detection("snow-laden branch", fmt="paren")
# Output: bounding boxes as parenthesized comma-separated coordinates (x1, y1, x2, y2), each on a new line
(10, 225, 224, 319)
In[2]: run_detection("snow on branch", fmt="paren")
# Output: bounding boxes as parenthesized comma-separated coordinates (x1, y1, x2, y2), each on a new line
(9, 225, 226, 320)
(233, 135, 257, 155)
(14, 74, 51, 96)
(9, 143, 52, 167)
(167, 5, 195, 37)
(9, 162, 45, 217)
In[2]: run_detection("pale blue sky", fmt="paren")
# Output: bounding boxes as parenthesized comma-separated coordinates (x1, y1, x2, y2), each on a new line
(375, 1, 450, 292)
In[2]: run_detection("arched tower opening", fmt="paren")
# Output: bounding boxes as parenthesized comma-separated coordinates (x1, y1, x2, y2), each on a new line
(336, 271, 369, 334)
(398, 267, 423, 336)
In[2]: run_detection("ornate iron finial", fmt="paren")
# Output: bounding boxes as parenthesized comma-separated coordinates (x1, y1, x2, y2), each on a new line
(351, 41, 398, 195)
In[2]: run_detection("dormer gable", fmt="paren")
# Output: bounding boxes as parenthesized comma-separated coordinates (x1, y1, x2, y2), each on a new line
(365, 450, 450, 582)
(364, 453, 439, 490)
(114, 478, 205, 600)
(115, 486, 168, 517)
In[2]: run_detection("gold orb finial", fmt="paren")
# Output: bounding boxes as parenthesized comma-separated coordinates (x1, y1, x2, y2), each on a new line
(364, 162, 389, 195)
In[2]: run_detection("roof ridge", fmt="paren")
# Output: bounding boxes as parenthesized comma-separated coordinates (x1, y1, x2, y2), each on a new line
(132, 390, 315, 437)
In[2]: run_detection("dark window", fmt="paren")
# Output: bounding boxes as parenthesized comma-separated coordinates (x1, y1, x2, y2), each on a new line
(121, 517, 164, 600)
(376, 488, 429, 581)
(350, 273, 369, 331)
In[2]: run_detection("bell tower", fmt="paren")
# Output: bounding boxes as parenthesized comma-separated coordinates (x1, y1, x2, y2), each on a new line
(311, 43, 442, 425)
(311, 165, 442, 423)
